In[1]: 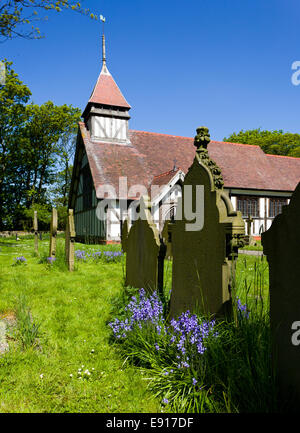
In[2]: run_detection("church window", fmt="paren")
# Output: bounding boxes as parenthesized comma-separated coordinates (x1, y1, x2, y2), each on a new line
(268, 197, 287, 218)
(236, 196, 259, 217)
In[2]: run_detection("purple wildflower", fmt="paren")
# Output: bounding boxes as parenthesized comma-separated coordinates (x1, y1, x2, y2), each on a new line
(237, 298, 250, 319)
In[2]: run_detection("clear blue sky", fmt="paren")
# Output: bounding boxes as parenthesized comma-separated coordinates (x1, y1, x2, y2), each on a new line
(1, 0, 300, 141)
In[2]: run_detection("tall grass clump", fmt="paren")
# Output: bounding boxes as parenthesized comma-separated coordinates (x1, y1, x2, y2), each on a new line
(108, 256, 279, 413)
(14, 295, 41, 349)
(37, 238, 68, 271)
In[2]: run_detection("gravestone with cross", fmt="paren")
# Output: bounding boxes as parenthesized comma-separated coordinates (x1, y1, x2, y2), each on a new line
(65, 209, 76, 271)
(169, 127, 245, 319)
(262, 182, 300, 410)
(49, 208, 58, 258)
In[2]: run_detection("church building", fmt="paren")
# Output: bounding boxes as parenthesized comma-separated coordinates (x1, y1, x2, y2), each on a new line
(68, 34, 300, 243)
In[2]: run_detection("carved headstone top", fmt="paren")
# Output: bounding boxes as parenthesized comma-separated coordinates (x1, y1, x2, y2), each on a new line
(169, 127, 244, 318)
(193, 127, 224, 190)
(194, 126, 211, 150)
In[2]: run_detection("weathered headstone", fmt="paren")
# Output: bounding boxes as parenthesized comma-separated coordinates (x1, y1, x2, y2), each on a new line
(262, 182, 300, 410)
(169, 127, 245, 318)
(33, 210, 38, 254)
(121, 217, 129, 253)
(161, 220, 173, 260)
(126, 195, 166, 294)
(49, 208, 58, 258)
(65, 209, 76, 271)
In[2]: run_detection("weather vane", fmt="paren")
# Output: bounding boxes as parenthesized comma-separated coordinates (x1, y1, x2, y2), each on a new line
(100, 14, 106, 33)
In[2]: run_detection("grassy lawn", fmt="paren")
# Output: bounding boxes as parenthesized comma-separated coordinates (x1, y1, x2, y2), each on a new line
(0, 235, 270, 413)
(0, 236, 159, 413)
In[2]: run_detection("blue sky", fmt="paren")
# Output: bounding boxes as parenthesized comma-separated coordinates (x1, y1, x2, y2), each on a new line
(1, 0, 300, 141)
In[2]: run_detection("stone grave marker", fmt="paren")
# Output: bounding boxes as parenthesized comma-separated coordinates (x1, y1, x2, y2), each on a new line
(169, 127, 245, 319)
(245, 214, 255, 246)
(65, 209, 76, 271)
(33, 210, 38, 254)
(262, 182, 300, 410)
(126, 195, 166, 294)
(161, 220, 173, 260)
(121, 217, 129, 253)
(49, 208, 58, 258)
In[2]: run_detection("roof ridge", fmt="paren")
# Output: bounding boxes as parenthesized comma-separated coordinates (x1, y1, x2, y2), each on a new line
(130, 129, 193, 140)
(215, 140, 261, 149)
(265, 153, 300, 160)
(130, 131, 264, 149)
(153, 167, 181, 180)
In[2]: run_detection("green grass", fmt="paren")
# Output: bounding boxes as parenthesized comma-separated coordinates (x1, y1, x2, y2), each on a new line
(108, 253, 277, 413)
(241, 239, 263, 251)
(0, 237, 159, 413)
(0, 236, 273, 413)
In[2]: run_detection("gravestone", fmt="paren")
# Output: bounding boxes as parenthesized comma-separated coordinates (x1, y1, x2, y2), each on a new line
(65, 209, 76, 271)
(33, 211, 38, 254)
(121, 218, 129, 253)
(262, 182, 300, 410)
(49, 208, 58, 258)
(126, 195, 166, 294)
(161, 220, 173, 260)
(169, 127, 245, 319)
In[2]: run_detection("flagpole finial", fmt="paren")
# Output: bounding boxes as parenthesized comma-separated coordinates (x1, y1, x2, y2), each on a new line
(100, 15, 106, 68)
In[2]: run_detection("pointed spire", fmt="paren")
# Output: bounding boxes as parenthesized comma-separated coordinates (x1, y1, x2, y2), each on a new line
(82, 15, 131, 120)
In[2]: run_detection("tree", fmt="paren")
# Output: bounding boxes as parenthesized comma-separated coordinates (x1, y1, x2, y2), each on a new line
(0, 59, 81, 230)
(0, 0, 98, 42)
(23, 101, 80, 207)
(0, 60, 31, 229)
(223, 128, 300, 157)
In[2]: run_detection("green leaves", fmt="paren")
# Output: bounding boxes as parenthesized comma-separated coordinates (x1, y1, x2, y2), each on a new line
(224, 128, 300, 157)
(0, 1, 98, 42)
(0, 59, 81, 230)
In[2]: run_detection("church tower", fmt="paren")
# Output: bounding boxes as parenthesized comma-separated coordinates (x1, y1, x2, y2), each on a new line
(82, 25, 131, 145)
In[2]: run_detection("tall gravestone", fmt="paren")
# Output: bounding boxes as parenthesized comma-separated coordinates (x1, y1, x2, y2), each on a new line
(121, 217, 129, 253)
(33, 211, 38, 254)
(169, 127, 245, 319)
(65, 209, 76, 271)
(126, 195, 166, 294)
(49, 208, 58, 258)
(262, 182, 300, 410)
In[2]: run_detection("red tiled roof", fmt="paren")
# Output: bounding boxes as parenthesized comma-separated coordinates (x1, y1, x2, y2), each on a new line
(78, 124, 300, 198)
(151, 167, 182, 187)
(87, 66, 131, 109)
